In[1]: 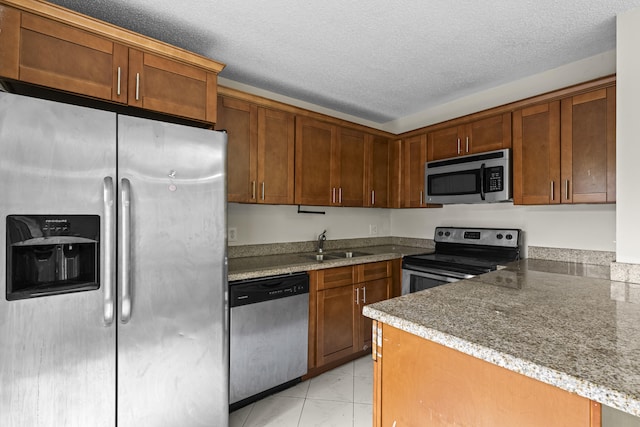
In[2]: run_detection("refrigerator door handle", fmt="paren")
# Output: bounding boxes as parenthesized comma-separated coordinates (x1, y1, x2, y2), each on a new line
(103, 177, 115, 325)
(120, 178, 132, 323)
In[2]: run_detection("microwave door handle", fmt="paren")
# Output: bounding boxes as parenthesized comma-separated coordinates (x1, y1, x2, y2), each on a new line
(480, 163, 486, 200)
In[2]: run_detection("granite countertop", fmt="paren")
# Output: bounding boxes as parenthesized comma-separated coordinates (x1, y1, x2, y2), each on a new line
(363, 258, 640, 417)
(228, 244, 431, 281)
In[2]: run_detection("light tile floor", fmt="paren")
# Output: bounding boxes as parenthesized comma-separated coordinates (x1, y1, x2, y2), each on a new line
(230, 355, 373, 427)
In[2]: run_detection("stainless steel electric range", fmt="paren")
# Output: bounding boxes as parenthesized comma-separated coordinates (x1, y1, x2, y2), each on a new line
(401, 227, 522, 294)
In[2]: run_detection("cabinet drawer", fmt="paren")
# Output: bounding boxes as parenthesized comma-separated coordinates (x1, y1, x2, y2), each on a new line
(316, 266, 355, 290)
(357, 261, 391, 283)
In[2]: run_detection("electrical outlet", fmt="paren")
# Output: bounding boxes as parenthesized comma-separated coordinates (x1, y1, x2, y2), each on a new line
(228, 227, 237, 242)
(369, 224, 378, 235)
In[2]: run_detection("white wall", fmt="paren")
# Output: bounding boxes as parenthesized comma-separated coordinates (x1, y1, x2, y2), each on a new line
(228, 203, 390, 245)
(228, 201, 616, 253)
(616, 8, 640, 263)
(390, 204, 616, 255)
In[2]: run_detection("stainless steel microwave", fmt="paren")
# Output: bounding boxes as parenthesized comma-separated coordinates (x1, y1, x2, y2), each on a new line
(425, 148, 511, 204)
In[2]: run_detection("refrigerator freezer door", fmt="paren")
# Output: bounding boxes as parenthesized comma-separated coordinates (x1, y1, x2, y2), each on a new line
(116, 115, 228, 426)
(0, 93, 117, 426)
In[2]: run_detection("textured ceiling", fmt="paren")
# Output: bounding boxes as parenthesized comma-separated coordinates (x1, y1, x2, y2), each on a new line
(47, 0, 640, 125)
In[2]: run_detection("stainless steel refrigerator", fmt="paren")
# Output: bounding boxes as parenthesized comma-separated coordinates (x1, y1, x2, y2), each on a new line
(0, 91, 228, 427)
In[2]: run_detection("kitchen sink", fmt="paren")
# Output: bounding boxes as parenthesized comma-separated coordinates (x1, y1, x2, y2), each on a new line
(324, 251, 371, 258)
(299, 251, 371, 262)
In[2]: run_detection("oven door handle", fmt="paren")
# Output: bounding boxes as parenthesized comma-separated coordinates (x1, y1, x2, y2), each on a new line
(403, 266, 474, 281)
(480, 163, 486, 201)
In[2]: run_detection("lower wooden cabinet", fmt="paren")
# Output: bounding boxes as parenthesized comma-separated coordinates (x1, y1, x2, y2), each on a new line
(308, 261, 393, 374)
(372, 322, 602, 427)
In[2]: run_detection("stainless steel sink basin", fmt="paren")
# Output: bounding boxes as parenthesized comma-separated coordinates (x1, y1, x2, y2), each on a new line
(299, 251, 371, 262)
(324, 251, 371, 258)
(299, 253, 331, 262)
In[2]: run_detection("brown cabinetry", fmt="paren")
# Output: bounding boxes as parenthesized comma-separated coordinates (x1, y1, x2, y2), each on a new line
(218, 96, 295, 204)
(366, 136, 391, 207)
(372, 322, 601, 427)
(295, 117, 368, 206)
(513, 86, 615, 205)
(309, 261, 392, 373)
(560, 87, 616, 203)
(402, 134, 428, 207)
(0, 1, 223, 124)
(427, 113, 511, 161)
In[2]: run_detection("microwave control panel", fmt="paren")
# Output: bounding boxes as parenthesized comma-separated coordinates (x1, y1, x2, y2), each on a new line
(485, 166, 504, 192)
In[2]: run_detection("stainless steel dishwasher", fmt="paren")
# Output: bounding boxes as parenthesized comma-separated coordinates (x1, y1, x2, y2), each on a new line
(229, 272, 309, 410)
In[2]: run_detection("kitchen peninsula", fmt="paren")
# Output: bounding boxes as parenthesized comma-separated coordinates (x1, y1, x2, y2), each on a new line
(363, 259, 640, 427)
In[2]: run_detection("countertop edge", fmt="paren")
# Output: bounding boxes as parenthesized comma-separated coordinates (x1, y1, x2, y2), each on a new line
(362, 305, 640, 417)
(229, 251, 409, 282)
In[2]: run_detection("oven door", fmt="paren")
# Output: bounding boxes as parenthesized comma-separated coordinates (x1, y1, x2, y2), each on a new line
(401, 267, 473, 295)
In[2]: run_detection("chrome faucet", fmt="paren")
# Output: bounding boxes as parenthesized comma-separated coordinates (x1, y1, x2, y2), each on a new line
(317, 230, 327, 253)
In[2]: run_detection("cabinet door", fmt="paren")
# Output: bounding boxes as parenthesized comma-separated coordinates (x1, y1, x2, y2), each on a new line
(367, 135, 390, 207)
(403, 134, 427, 207)
(316, 285, 358, 366)
(513, 102, 561, 205)
(257, 107, 295, 204)
(11, 11, 128, 103)
(359, 278, 390, 351)
(295, 117, 336, 205)
(216, 96, 257, 202)
(428, 125, 461, 161)
(336, 127, 366, 206)
(467, 113, 512, 154)
(560, 87, 616, 204)
(128, 50, 217, 123)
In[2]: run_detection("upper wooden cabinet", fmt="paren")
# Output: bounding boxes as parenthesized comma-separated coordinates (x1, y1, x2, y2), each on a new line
(402, 134, 428, 207)
(295, 117, 368, 207)
(366, 136, 391, 208)
(513, 102, 561, 205)
(427, 113, 511, 161)
(513, 86, 615, 205)
(560, 87, 616, 204)
(295, 117, 337, 206)
(127, 50, 218, 123)
(0, 1, 224, 124)
(217, 96, 295, 204)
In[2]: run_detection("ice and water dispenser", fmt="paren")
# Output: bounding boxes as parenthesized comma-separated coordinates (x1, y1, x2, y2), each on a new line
(6, 215, 99, 300)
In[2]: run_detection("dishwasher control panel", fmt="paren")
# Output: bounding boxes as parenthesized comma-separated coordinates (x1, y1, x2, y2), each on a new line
(229, 273, 309, 308)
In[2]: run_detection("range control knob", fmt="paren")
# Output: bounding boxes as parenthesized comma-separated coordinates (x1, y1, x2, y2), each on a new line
(445, 231, 450, 237)
(506, 234, 513, 240)
(438, 231, 444, 236)
(496, 233, 504, 239)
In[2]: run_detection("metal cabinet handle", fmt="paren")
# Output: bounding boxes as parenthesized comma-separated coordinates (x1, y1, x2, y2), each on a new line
(135, 73, 140, 101)
(355, 287, 359, 305)
(466, 136, 469, 153)
(550, 181, 555, 201)
(116, 67, 121, 97)
(339, 187, 342, 204)
(251, 181, 256, 200)
(371, 190, 375, 206)
(565, 180, 569, 200)
(332, 187, 336, 204)
(362, 286, 366, 304)
(457, 138, 461, 154)
(120, 178, 132, 324)
(261, 182, 265, 200)
(420, 190, 423, 206)
(103, 177, 115, 326)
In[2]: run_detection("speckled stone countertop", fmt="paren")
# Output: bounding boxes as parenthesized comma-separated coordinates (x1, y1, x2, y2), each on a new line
(363, 258, 640, 417)
(228, 245, 431, 281)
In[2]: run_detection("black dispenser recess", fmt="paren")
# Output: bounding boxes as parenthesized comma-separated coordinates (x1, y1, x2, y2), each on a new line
(6, 215, 99, 300)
